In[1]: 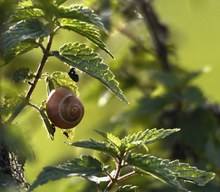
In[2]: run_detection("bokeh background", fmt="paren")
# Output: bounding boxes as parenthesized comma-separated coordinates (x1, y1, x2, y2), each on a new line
(1, 0, 220, 191)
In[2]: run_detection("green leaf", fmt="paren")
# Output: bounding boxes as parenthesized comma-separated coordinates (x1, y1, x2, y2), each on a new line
(11, 67, 31, 83)
(122, 128, 180, 151)
(9, 6, 44, 23)
(0, 94, 27, 123)
(0, 40, 37, 66)
(116, 185, 138, 192)
(126, 153, 215, 192)
(0, 123, 33, 161)
(165, 160, 215, 186)
(135, 94, 175, 116)
(178, 108, 218, 150)
(29, 155, 105, 191)
(0, 172, 18, 191)
(17, 0, 33, 8)
(57, 5, 106, 31)
(151, 70, 203, 89)
(96, 130, 122, 148)
(0, 19, 53, 53)
(60, 18, 113, 58)
(71, 139, 119, 157)
(51, 43, 128, 103)
(181, 86, 206, 106)
(39, 107, 55, 140)
(46, 71, 79, 95)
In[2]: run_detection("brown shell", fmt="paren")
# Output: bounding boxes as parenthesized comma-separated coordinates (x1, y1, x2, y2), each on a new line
(46, 87, 84, 129)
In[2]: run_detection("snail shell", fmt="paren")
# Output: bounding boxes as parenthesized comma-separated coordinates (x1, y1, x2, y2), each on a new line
(46, 87, 84, 129)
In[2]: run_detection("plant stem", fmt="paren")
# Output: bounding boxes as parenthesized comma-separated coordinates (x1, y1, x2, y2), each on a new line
(105, 158, 123, 191)
(26, 34, 54, 99)
(6, 34, 54, 125)
(28, 102, 41, 112)
(136, 0, 171, 72)
(117, 170, 136, 181)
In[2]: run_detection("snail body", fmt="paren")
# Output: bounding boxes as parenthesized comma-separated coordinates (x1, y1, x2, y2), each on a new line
(46, 87, 84, 129)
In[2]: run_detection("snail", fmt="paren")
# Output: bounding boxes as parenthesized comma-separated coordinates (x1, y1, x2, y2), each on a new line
(46, 86, 84, 129)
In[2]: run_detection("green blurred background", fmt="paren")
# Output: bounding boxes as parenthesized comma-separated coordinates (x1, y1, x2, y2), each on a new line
(1, 0, 220, 191)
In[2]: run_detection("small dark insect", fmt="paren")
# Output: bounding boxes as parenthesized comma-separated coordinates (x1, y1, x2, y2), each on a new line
(68, 68, 79, 82)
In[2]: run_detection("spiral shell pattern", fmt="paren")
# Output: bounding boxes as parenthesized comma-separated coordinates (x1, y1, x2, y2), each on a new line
(46, 87, 84, 129)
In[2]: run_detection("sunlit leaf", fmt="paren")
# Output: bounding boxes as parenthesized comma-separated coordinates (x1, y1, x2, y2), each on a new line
(122, 128, 180, 151)
(17, 0, 33, 8)
(57, 5, 106, 31)
(96, 130, 122, 148)
(0, 19, 53, 52)
(51, 43, 128, 103)
(46, 71, 79, 95)
(71, 139, 119, 157)
(60, 18, 113, 57)
(126, 153, 215, 192)
(10, 7, 44, 23)
(29, 155, 105, 191)
(0, 40, 37, 66)
(61, 128, 75, 141)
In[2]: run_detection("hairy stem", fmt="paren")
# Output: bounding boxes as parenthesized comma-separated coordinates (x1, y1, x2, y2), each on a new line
(6, 34, 54, 125)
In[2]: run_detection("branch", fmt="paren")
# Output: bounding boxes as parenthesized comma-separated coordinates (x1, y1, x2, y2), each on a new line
(136, 0, 172, 72)
(117, 25, 152, 53)
(26, 34, 54, 100)
(105, 158, 126, 191)
(6, 34, 54, 125)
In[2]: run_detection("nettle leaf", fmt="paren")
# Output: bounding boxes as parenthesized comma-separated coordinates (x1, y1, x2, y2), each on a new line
(60, 18, 113, 58)
(0, 94, 27, 123)
(166, 160, 215, 186)
(126, 153, 215, 192)
(17, 0, 33, 8)
(0, 19, 53, 53)
(39, 107, 55, 140)
(71, 139, 119, 157)
(122, 128, 180, 151)
(52, 43, 128, 103)
(10, 7, 44, 23)
(0, 40, 37, 66)
(46, 71, 79, 95)
(57, 5, 106, 31)
(29, 155, 105, 191)
(11, 67, 31, 83)
(96, 131, 122, 148)
(151, 70, 204, 90)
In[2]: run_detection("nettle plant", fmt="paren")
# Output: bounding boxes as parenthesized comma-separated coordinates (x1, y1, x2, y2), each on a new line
(0, 0, 215, 191)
